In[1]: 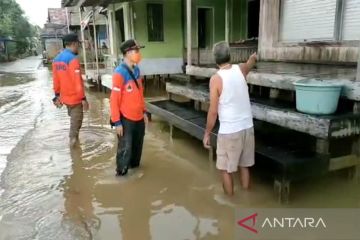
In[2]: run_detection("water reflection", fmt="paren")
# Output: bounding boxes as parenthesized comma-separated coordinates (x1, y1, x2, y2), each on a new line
(150, 204, 219, 240)
(63, 145, 100, 238)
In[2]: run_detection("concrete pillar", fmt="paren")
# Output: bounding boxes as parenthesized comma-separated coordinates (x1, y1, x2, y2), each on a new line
(186, 0, 192, 66)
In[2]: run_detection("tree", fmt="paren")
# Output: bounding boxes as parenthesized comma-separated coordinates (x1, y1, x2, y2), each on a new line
(0, 0, 38, 55)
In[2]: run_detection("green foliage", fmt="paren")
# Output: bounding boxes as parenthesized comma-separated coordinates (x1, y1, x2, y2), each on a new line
(0, 0, 38, 55)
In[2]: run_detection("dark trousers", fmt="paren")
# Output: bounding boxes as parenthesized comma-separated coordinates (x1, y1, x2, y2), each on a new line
(116, 117, 145, 172)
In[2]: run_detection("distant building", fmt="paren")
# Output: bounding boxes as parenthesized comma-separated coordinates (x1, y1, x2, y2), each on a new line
(40, 8, 70, 60)
(48, 8, 68, 25)
(0, 37, 17, 62)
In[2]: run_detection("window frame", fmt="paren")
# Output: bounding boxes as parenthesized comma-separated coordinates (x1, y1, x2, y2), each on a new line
(147, 3, 164, 42)
(278, 0, 359, 45)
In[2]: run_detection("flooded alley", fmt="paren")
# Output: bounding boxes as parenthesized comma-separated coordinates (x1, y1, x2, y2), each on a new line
(0, 57, 359, 240)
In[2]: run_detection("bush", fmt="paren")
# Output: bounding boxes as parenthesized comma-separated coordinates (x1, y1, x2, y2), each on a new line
(0, 54, 8, 62)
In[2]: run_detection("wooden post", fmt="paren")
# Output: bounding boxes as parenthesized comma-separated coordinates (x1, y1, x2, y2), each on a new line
(169, 124, 174, 143)
(357, 42, 360, 81)
(269, 88, 280, 99)
(65, 7, 70, 33)
(209, 147, 215, 162)
(249, 85, 254, 94)
(194, 101, 201, 111)
(352, 89, 360, 182)
(274, 179, 290, 204)
(225, 0, 230, 43)
(316, 139, 329, 155)
(354, 102, 360, 113)
(79, 7, 88, 80)
(92, 9, 100, 85)
(351, 132, 360, 182)
(355, 43, 360, 115)
(108, 4, 116, 56)
(186, 0, 192, 66)
(5, 41, 8, 61)
(197, 48, 200, 65)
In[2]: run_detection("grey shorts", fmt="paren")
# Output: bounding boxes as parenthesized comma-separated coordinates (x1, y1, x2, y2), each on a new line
(216, 127, 255, 173)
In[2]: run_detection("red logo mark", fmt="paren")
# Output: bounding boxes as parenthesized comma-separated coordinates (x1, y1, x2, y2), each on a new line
(237, 213, 258, 234)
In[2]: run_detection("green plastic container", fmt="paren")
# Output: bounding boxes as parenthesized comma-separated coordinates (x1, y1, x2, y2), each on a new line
(293, 79, 343, 115)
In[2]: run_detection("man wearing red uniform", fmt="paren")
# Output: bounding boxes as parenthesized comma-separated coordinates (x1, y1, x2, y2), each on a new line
(52, 33, 89, 147)
(110, 39, 148, 176)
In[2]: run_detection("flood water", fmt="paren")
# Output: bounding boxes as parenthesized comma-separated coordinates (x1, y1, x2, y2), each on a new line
(0, 57, 359, 240)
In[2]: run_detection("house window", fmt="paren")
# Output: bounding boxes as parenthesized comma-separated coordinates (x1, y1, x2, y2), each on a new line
(341, 0, 360, 41)
(280, 0, 360, 42)
(147, 3, 164, 42)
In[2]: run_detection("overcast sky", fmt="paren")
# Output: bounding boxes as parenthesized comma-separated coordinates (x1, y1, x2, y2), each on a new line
(16, 0, 61, 27)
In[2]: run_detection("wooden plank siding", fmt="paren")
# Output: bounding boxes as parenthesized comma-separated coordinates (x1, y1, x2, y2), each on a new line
(184, 46, 257, 66)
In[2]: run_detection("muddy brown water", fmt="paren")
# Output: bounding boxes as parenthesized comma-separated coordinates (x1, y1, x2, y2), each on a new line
(0, 57, 359, 240)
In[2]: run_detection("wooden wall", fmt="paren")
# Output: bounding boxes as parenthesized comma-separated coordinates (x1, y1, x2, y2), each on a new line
(258, 0, 359, 64)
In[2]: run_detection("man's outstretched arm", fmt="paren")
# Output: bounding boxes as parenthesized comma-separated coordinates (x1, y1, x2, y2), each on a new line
(239, 52, 257, 78)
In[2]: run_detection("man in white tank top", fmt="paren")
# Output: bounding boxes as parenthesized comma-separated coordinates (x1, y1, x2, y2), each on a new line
(203, 41, 257, 196)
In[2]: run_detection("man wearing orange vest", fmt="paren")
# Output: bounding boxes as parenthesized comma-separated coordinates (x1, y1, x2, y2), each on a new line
(110, 39, 148, 176)
(52, 33, 89, 147)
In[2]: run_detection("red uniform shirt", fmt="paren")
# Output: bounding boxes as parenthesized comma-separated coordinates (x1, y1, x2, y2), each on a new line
(110, 63, 146, 126)
(52, 49, 85, 105)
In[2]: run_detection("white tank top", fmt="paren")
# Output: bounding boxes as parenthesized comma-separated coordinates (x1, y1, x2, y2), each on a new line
(217, 64, 253, 134)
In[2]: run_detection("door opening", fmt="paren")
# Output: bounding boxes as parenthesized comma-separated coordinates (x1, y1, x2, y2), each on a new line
(197, 8, 213, 49)
(115, 8, 125, 43)
(247, 0, 260, 38)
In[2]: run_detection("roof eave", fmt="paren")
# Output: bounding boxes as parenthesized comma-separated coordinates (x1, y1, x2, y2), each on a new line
(80, 0, 133, 7)
(62, 0, 84, 7)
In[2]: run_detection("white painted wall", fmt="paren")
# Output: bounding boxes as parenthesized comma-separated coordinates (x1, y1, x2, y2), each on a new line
(139, 58, 183, 75)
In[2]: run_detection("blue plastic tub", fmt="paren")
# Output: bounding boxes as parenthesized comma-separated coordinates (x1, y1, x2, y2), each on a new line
(293, 79, 343, 115)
